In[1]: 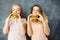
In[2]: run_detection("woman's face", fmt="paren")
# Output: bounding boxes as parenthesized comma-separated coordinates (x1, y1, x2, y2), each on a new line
(11, 5, 21, 14)
(32, 6, 40, 14)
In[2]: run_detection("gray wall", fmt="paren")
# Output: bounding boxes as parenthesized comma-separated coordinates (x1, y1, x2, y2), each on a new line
(0, 0, 60, 40)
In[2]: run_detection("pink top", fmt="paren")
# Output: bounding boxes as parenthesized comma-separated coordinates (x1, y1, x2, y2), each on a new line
(8, 18, 26, 40)
(30, 21, 48, 40)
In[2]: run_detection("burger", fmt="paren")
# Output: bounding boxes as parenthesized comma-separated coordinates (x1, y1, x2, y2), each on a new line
(30, 13, 40, 19)
(10, 13, 19, 19)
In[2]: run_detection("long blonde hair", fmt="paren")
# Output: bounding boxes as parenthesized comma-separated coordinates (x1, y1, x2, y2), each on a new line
(30, 4, 48, 23)
(10, 3, 23, 18)
(43, 12, 48, 23)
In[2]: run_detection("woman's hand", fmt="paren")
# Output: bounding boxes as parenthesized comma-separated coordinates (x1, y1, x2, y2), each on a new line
(5, 14, 11, 23)
(3, 14, 11, 34)
(27, 14, 33, 22)
(16, 14, 22, 23)
(36, 13, 45, 22)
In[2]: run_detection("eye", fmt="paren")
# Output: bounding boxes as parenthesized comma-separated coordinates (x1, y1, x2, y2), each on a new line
(12, 9, 15, 11)
(17, 9, 20, 11)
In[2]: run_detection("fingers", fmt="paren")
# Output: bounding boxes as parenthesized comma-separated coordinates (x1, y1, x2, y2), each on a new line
(6, 14, 12, 22)
(27, 14, 31, 20)
(5, 17, 10, 22)
(27, 13, 44, 22)
(18, 15, 21, 20)
(16, 14, 21, 18)
(7, 14, 11, 20)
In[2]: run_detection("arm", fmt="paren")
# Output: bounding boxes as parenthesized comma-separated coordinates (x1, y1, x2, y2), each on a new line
(22, 18, 27, 34)
(3, 17, 10, 34)
(3, 14, 11, 34)
(37, 13, 50, 36)
(18, 16, 26, 35)
(43, 21, 50, 36)
(27, 15, 33, 37)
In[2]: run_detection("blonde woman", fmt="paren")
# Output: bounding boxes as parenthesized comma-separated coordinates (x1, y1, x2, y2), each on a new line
(27, 4, 50, 40)
(3, 3, 27, 40)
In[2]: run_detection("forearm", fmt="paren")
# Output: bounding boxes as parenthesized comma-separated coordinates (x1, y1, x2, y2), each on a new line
(27, 21, 33, 37)
(23, 23, 27, 34)
(43, 21, 50, 36)
(19, 19, 26, 35)
(3, 21, 9, 34)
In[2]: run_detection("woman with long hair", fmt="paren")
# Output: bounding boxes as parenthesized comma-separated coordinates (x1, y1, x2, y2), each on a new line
(27, 4, 50, 40)
(3, 3, 27, 40)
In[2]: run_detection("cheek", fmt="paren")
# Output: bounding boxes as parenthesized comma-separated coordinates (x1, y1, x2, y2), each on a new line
(17, 11, 21, 14)
(12, 11, 15, 13)
(32, 11, 35, 13)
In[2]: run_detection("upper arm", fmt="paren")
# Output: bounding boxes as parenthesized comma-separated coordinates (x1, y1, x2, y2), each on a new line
(27, 18, 33, 37)
(22, 18, 27, 24)
(22, 18, 27, 33)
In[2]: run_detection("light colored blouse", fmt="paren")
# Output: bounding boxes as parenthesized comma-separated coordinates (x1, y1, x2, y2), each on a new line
(8, 18, 26, 40)
(30, 21, 48, 40)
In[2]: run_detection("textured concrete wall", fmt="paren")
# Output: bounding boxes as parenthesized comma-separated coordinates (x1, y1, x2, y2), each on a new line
(0, 0, 60, 40)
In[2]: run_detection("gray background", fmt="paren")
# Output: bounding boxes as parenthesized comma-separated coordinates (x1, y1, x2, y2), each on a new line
(0, 0, 60, 40)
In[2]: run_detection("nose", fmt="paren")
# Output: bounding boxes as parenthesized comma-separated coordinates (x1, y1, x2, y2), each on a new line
(34, 11, 37, 13)
(14, 10, 17, 13)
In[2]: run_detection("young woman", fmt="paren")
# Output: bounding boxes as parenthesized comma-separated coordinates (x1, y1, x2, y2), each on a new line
(3, 3, 27, 40)
(27, 4, 50, 40)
